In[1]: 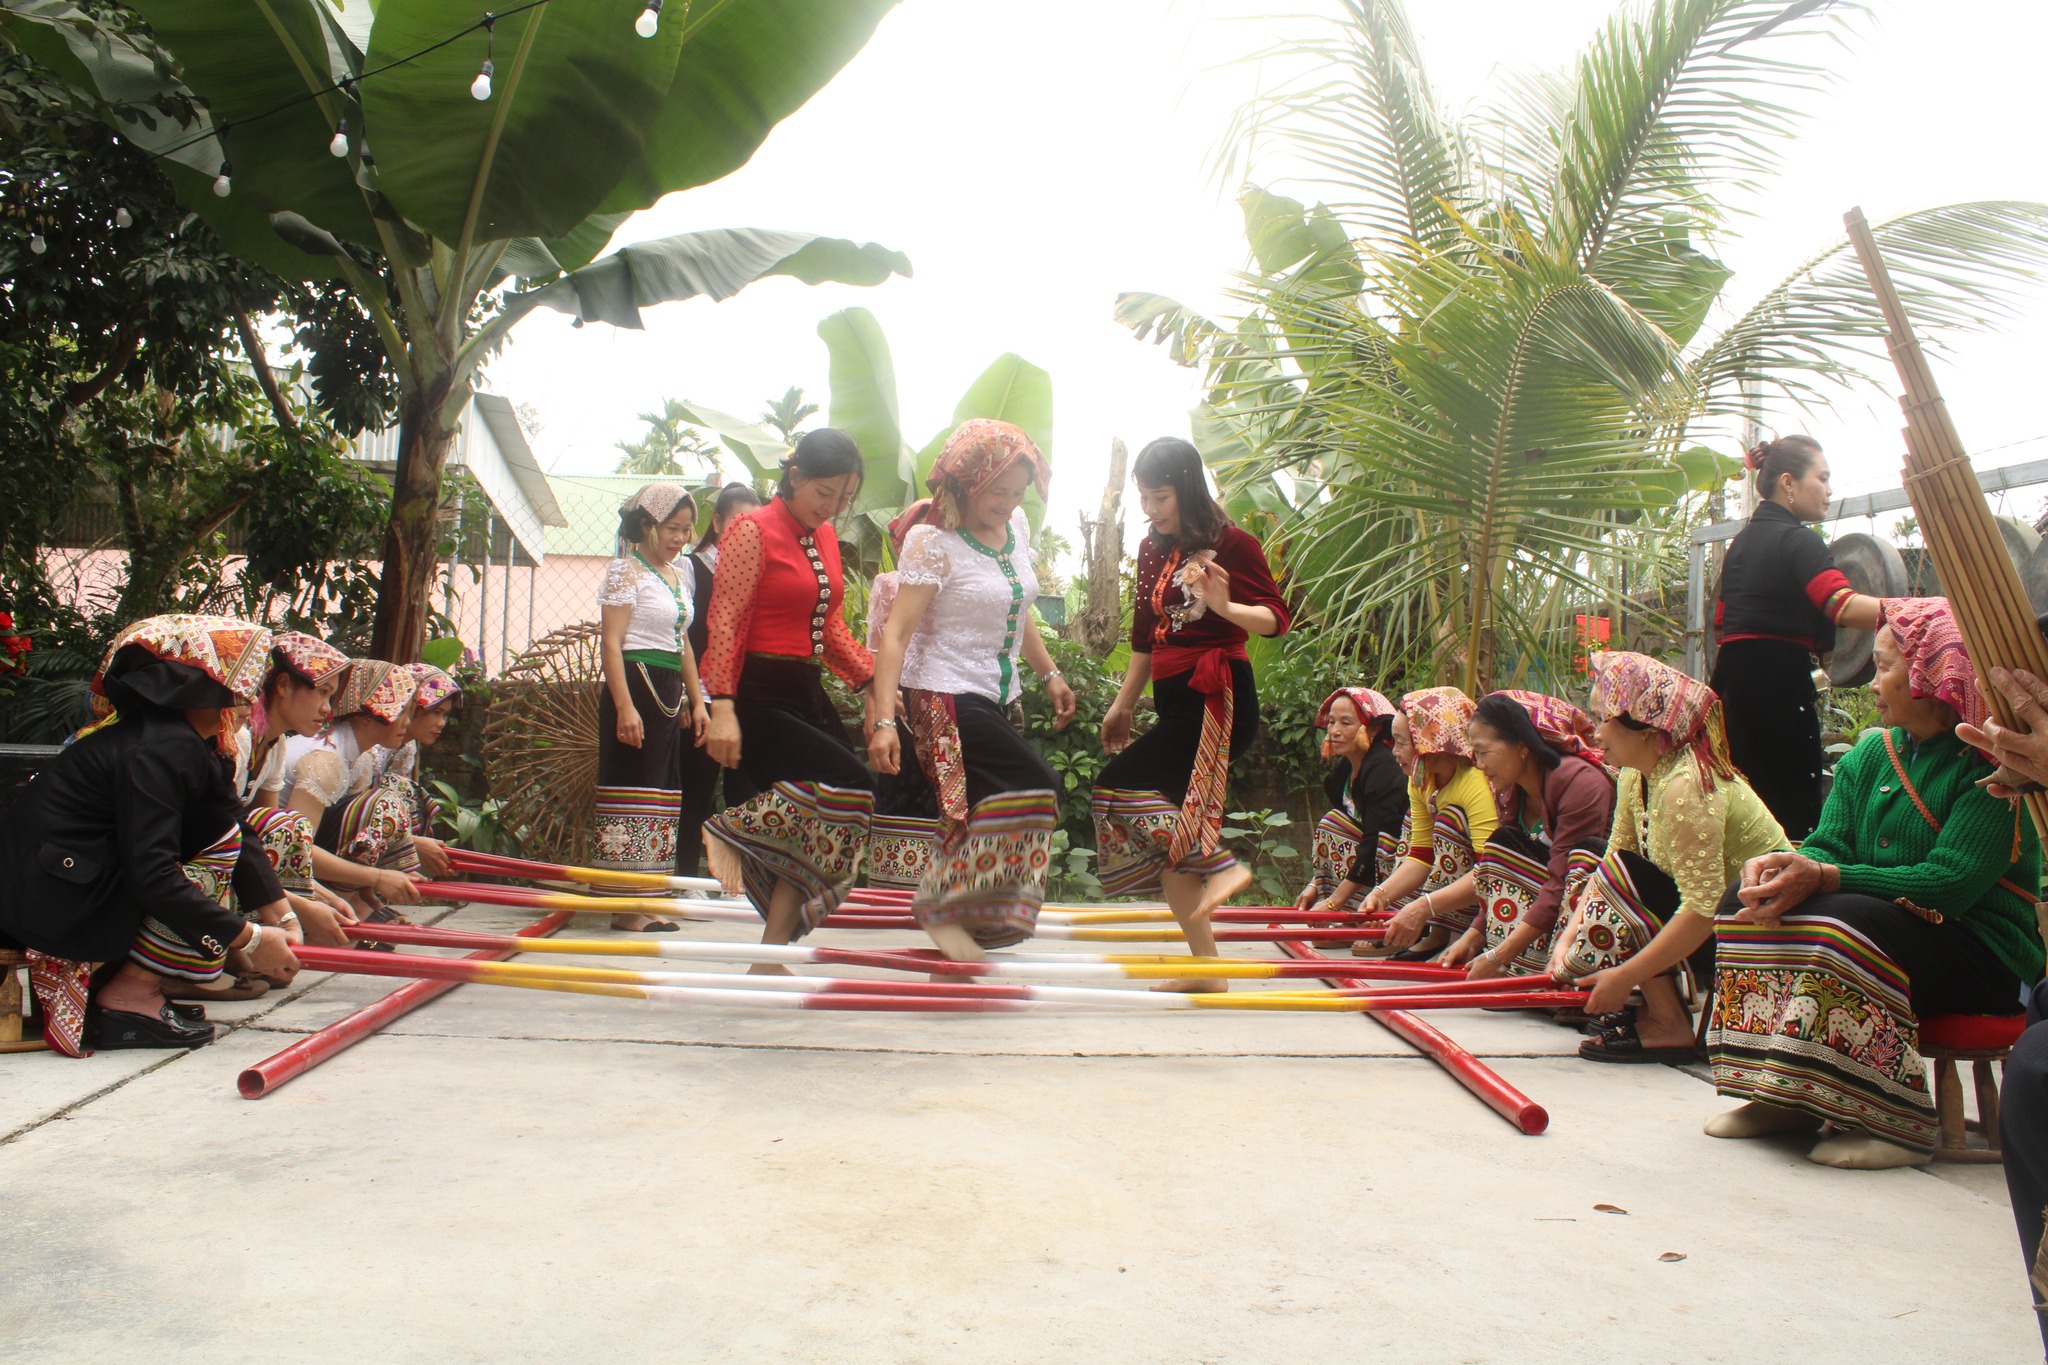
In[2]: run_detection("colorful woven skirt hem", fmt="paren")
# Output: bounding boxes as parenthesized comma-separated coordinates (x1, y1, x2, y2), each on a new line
(913, 789, 1056, 950)
(704, 780, 873, 939)
(1091, 786, 1238, 898)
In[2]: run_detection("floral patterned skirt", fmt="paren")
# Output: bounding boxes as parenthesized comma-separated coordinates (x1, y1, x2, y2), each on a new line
(1554, 848, 1681, 979)
(246, 804, 316, 895)
(593, 662, 683, 875)
(318, 776, 424, 879)
(1091, 788, 1237, 898)
(704, 782, 874, 939)
(867, 813, 938, 891)
(1473, 828, 1603, 975)
(1311, 809, 1364, 908)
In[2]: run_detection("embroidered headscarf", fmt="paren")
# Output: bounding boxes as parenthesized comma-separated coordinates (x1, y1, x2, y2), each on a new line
(1587, 651, 1736, 788)
(1881, 597, 1989, 737)
(84, 614, 272, 751)
(909, 419, 1051, 531)
(1490, 689, 1604, 763)
(334, 659, 419, 724)
(408, 663, 461, 712)
(1400, 686, 1477, 760)
(1317, 688, 1396, 727)
(257, 631, 352, 736)
(617, 482, 695, 556)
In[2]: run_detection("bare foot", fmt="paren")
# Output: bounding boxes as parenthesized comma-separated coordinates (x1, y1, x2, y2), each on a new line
(1188, 864, 1253, 926)
(611, 913, 657, 932)
(1704, 1101, 1823, 1140)
(1151, 978, 1228, 994)
(1807, 1132, 1930, 1169)
(746, 962, 794, 976)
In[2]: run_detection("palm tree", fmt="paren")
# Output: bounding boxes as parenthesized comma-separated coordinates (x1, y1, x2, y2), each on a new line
(615, 399, 722, 479)
(1121, 0, 2048, 692)
(760, 386, 820, 445)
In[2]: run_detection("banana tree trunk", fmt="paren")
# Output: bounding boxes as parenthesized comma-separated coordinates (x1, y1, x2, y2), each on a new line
(368, 385, 458, 664)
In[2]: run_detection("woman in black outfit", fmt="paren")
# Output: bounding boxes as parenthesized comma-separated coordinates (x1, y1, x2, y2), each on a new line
(1710, 435, 1882, 839)
(677, 481, 762, 877)
(1295, 687, 1409, 916)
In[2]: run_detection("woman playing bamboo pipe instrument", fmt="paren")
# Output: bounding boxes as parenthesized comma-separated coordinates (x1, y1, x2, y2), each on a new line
(1368, 688, 1499, 961)
(1700, 599, 2043, 1167)
(1293, 688, 1407, 917)
(1562, 652, 1787, 1063)
(1092, 437, 1292, 992)
(702, 429, 882, 971)
(869, 420, 1076, 962)
(1453, 691, 1616, 980)
(597, 483, 711, 931)
(678, 482, 762, 880)
(1711, 436, 1885, 840)
(373, 662, 460, 872)
(278, 660, 429, 922)
(0, 616, 301, 1053)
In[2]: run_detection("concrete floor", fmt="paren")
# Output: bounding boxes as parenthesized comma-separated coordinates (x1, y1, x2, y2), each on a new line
(0, 905, 2033, 1363)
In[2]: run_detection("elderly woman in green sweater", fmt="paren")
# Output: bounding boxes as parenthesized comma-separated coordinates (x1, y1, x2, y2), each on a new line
(1703, 598, 2043, 1170)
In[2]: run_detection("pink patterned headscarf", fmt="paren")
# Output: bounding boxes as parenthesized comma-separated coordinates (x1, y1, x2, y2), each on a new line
(335, 659, 419, 724)
(1317, 687, 1397, 728)
(902, 419, 1051, 532)
(1881, 597, 1989, 736)
(408, 663, 461, 713)
(1587, 651, 1736, 788)
(1490, 689, 1604, 763)
(1400, 686, 1477, 759)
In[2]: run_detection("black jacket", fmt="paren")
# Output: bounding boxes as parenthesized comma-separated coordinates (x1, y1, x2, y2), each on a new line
(1322, 744, 1409, 884)
(0, 706, 281, 962)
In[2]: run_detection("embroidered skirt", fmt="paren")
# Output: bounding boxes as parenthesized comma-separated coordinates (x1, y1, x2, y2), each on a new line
(1474, 831, 1602, 976)
(905, 690, 1058, 949)
(867, 813, 938, 891)
(702, 655, 875, 938)
(594, 660, 684, 875)
(1409, 806, 1479, 933)
(1091, 661, 1258, 898)
(1554, 848, 1682, 978)
(1311, 809, 1365, 908)
(1374, 813, 1409, 888)
(246, 804, 316, 895)
(317, 776, 424, 878)
(1708, 893, 2025, 1153)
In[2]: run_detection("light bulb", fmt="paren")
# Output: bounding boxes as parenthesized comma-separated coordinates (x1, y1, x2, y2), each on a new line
(635, 0, 662, 37)
(470, 60, 494, 101)
(114, 207, 133, 228)
(212, 162, 232, 197)
(28, 234, 46, 255)
(329, 118, 349, 158)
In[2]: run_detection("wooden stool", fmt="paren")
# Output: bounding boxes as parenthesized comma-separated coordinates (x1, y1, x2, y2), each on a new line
(1922, 1013, 2027, 1163)
(0, 947, 48, 1054)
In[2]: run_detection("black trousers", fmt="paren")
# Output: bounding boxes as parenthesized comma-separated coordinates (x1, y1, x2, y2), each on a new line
(1095, 660, 1259, 806)
(2004, 980, 2048, 1359)
(946, 693, 1059, 806)
(678, 741, 757, 878)
(1711, 638, 1824, 841)
(730, 655, 874, 794)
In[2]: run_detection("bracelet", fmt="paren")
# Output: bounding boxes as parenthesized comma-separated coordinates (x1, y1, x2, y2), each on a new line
(1041, 668, 1062, 681)
(244, 924, 266, 953)
(873, 718, 898, 731)
(280, 911, 300, 925)
(1421, 892, 1434, 915)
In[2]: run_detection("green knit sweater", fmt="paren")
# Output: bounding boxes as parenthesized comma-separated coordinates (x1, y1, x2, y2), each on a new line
(1801, 728, 2045, 982)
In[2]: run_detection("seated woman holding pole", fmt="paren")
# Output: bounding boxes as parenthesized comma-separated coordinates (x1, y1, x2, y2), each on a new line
(0, 615, 300, 1053)
(1368, 687, 1499, 960)
(1454, 691, 1615, 979)
(278, 661, 428, 921)
(1704, 598, 2043, 1168)
(1562, 652, 1786, 1063)
(1294, 688, 1407, 916)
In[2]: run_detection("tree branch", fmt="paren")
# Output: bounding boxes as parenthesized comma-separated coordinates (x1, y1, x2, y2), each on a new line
(52, 319, 140, 426)
(233, 309, 300, 437)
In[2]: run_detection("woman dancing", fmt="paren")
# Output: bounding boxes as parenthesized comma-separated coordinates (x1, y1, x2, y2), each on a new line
(595, 483, 710, 930)
(1562, 652, 1787, 1062)
(1294, 688, 1407, 916)
(0, 615, 299, 1052)
(1370, 687, 1500, 961)
(1093, 437, 1291, 991)
(868, 420, 1076, 961)
(1455, 691, 1615, 978)
(702, 430, 880, 969)
(678, 482, 762, 879)
(864, 499, 944, 893)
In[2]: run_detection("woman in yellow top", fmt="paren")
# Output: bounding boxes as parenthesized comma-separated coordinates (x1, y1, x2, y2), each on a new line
(1370, 687, 1500, 960)
(1560, 652, 1787, 1062)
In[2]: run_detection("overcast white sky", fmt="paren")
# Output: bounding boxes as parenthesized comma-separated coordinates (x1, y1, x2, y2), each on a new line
(484, 0, 2048, 541)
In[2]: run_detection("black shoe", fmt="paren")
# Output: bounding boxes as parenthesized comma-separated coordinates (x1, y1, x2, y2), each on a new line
(92, 1004, 216, 1050)
(166, 1001, 206, 1023)
(1387, 946, 1436, 962)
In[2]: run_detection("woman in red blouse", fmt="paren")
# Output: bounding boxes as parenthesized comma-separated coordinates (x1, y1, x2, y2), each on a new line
(701, 430, 880, 967)
(1093, 438, 1291, 991)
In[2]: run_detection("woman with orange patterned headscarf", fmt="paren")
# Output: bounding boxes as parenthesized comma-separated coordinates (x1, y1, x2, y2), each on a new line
(869, 420, 1075, 961)
(1294, 687, 1407, 917)
(1366, 687, 1501, 961)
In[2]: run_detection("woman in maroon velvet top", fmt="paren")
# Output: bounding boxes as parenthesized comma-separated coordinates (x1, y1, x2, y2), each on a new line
(1093, 438, 1291, 991)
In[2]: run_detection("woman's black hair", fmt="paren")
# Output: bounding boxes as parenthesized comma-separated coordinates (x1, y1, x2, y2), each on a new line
(1615, 713, 1654, 732)
(695, 481, 765, 551)
(616, 488, 697, 550)
(778, 427, 865, 501)
(1133, 437, 1229, 551)
(1751, 434, 1823, 501)
(1472, 693, 1563, 772)
(1366, 714, 1395, 748)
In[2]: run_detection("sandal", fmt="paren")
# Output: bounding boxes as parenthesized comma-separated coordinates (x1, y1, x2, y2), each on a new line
(623, 919, 681, 933)
(1578, 1016, 1700, 1064)
(163, 973, 270, 1003)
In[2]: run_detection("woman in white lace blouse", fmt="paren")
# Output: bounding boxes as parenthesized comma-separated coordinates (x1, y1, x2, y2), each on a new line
(868, 420, 1076, 961)
(595, 483, 708, 930)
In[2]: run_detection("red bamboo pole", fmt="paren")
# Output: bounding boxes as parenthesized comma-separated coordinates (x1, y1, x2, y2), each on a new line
(1277, 939, 1551, 1135)
(236, 909, 572, 1099)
